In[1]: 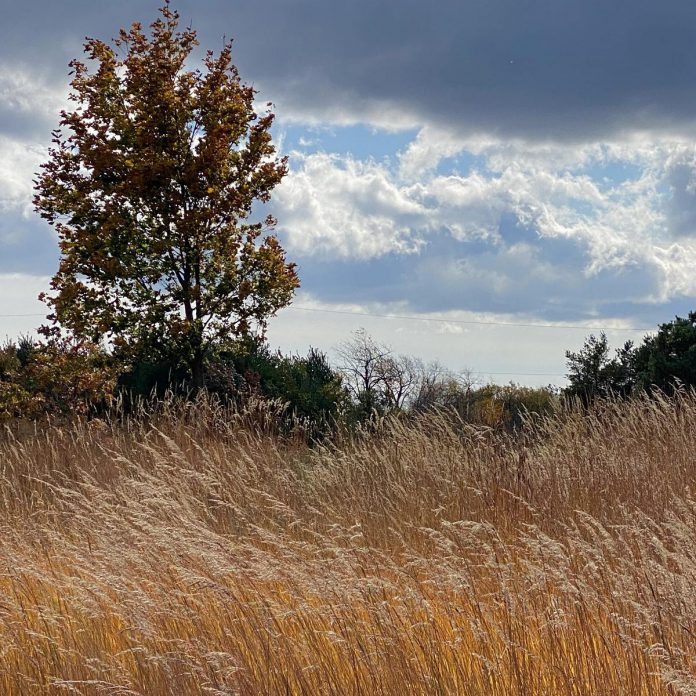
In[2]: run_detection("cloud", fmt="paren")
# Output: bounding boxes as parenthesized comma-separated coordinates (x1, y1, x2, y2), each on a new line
(2, 1, 696, 337)
(274, 152, 427, 258)
(217, 0, 696, 142)
(0, 136, 46, 217)
(398, 126, 472, 180)
(3, 1, 696, 142)
(272, 127, 696, 318)
(0, 66, 68, 141)
(662, 145, 696, 239)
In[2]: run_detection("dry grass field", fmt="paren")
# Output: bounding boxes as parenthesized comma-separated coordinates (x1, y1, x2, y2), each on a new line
(1, 394, 696, 694)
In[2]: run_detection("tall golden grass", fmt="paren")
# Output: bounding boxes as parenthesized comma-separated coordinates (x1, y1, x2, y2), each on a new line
(2, 392, 696, 694)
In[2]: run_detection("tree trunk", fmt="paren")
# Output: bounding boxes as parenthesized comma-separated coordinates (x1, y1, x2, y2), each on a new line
(191, 352, 205, 391)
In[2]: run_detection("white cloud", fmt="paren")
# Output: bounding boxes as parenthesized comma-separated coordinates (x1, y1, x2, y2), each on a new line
(0, 136, 45, 218)
(0, 65, 67, 123)
(275, 126, 696, 304)
(398, 125, 468, 180)
(270, 81, 422, 134)
(0, 65, 67, 226)
(274, 152, 428, 258)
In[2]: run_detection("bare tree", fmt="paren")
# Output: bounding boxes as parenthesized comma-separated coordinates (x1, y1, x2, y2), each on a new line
(335, 329, 391, 403)
(411, 363, 483, 417)
(379, 354, 422, 409)
(335, 329, 421, 412)
(411, 360, 452, 412)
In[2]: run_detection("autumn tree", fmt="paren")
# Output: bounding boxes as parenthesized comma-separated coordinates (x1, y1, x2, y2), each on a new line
(34, 3, 299, 387)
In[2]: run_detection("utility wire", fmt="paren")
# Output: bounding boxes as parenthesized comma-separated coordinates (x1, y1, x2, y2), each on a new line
(470, 371, 566, 377)
(0, 306, 655, 332)
(287, 305, 654, 332)
(0, 313, 46, 318)
(0, 309, 572, 378)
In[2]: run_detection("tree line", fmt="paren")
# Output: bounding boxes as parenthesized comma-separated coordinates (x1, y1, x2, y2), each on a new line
(0, 328, 561, 432)
(5, 313, 696, 435)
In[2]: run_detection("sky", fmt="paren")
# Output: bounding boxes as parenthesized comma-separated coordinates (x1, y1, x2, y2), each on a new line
(3, 1, 696, 385)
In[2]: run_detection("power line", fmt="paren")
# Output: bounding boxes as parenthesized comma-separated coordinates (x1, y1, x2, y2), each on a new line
(287, 305, 654, 332)
(0, 313, 45, 318)
(0, 309, 569, 378)
(0, 306, 656, 332)
(471, 371, 566, 377)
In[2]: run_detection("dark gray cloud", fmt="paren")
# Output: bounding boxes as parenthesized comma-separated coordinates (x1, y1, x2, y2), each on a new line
(3, 1, 696, 141)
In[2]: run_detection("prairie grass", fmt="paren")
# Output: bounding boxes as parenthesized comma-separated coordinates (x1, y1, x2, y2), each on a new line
(1, 393, 696, 694)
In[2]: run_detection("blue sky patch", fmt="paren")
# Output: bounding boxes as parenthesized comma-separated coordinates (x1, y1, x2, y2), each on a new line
(279, 123, 419, 164)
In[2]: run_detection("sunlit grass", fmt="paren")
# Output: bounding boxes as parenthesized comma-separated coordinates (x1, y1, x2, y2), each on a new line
(1, 393, 696, 693)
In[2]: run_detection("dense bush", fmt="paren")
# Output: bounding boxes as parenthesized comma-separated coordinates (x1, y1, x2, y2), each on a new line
(213, 340, 349, 435)
(117, 338, 349, 438)
(0, 337, 116, 420)
(0, 332, 559, 434)
(566, 312, 696, 402)
(8, 309, 696, 432)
